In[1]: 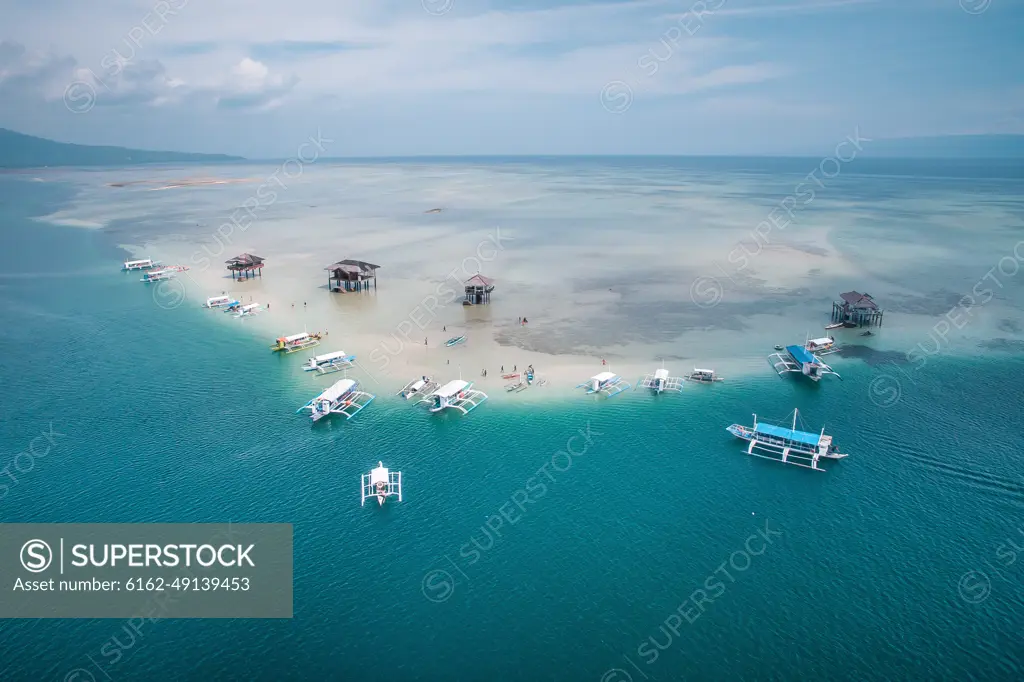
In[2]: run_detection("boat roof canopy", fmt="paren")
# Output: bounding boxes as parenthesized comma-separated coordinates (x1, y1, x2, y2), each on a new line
(435, 380, 469, 397)
(807, 337, 833, 346)
(370, 465, 389, 484)
(693, 368, 713, 374)
(318, 379, 356, 402)
(592, 371, 617, 382)
(754, 422, 821, 447)
(654, 368, 669, 379)
(786, 345, 817, 365)
(282, 333, 309, 342)
(313, 351, 349, 362)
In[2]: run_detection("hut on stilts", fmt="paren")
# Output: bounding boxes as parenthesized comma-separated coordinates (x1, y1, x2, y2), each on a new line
(463, 273, 495, 305)
(226, 253, 265, 280)
(326, 260, 380, 292)
(832, 291, 883, 327)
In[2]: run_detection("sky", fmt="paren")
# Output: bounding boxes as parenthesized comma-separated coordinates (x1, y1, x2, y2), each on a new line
(1, 0, 1023, 157)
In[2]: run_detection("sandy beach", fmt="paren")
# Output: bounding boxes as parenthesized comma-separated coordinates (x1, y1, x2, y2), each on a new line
(44, 159, 1024, 403)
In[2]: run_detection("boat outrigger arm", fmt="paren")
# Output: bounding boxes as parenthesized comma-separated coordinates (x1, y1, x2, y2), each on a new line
(768, 345, 842, 381)
(636, 367, 684, 393)
(361, 462, 402, 507)
(397, 377, 439, 398)
(576, 372, 631, 397)
(296, 379, 376, 421)
(417, 380, 488, 414)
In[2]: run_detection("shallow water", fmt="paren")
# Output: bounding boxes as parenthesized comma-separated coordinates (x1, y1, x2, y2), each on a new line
(1, 161, 1023, 681)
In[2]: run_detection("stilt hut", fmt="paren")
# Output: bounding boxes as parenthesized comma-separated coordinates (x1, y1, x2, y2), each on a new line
(832, 291, 883, 327)
(226, 253, 264, 280)
(326, 260, 379, 292)
(463, 273, 495, 305)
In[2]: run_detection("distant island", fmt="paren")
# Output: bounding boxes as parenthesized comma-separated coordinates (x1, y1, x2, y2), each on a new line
(859, 134, 1024, 159)
(0, 128, 244, 169)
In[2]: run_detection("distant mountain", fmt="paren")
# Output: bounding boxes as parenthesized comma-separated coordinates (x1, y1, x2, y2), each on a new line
(861, 134, 1024, 159)
(0, 129, 244, 168)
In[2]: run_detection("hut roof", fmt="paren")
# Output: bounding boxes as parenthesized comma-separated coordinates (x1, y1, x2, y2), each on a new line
(465, 273, 495, 287)
(324, 259, 380, 273)
(226, 253, 264, 266)
(839, 291, 878, 309)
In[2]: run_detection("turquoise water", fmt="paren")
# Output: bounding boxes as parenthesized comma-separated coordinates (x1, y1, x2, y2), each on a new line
(1, 168, 1023, 681)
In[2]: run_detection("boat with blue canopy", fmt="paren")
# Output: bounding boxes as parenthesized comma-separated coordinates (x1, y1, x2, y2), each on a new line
(767, 344, 841, 382)
(726, 409, 847, 471)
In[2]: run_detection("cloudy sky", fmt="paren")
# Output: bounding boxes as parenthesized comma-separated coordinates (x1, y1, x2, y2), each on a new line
(1, 0, 1022, 157)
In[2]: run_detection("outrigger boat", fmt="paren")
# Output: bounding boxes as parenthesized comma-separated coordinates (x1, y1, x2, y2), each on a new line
(123, 258, 161, 271)
(768, 345, 841, 382)
(361, 461, 402, 507)
(637, 363, 684, 394)
(297, 378, 375, 423)
(398, 376, 438, 399)
(271, 332, 322, 353)
(576, 371, 631, 397)
(305, 351, 356, 375)
(505, 377, 528, 392)
(726, 409, 847, 472)
(418, 379, 488, 414)
(204, 295, 238, 309)
(687, 368, 723, 383)
(140, 269, 175, 282)
(804, 336, 839, 356)
(445, 335, 466, 347)
(140, 264, 189, 282)
(234, 303, 262, 318)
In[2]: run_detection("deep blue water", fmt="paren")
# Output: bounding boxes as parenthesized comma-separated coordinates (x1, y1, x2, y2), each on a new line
(1, 168, 1023, 681)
